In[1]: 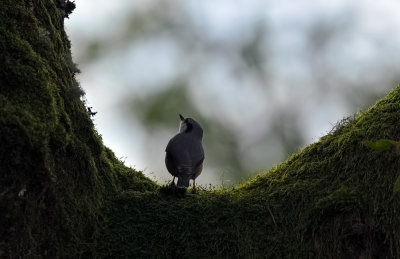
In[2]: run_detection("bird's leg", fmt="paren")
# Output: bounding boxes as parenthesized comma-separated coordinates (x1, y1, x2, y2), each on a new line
(170, 176, 176, 187)
(192, 179, 196, 194)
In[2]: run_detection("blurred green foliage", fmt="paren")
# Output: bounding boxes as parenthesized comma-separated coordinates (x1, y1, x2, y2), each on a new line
(70, 0, 399, 184)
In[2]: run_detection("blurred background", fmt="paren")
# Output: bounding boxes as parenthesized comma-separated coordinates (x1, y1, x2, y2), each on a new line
(65, 0, 400, 186)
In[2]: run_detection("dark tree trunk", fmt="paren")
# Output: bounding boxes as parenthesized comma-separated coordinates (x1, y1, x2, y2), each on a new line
(0, 1, 154, 257)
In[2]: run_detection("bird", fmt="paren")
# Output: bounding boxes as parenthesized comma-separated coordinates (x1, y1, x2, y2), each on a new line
(165, 114, 204, 192)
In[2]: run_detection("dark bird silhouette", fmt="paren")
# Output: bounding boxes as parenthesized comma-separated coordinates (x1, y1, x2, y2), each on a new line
(165, 114, 204, 192)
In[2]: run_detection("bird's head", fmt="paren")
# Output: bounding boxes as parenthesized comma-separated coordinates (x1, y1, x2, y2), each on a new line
(178, 114, 203, 139)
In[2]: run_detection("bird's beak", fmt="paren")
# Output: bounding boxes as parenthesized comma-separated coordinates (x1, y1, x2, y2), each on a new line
(179, 114, 185, 121)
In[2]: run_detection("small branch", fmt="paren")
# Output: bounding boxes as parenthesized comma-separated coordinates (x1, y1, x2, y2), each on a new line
(267, 205, 277, 227)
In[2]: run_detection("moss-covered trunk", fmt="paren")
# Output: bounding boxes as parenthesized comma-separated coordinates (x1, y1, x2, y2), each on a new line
(1, 0, 400, 258)
(0, 0, 155, 257)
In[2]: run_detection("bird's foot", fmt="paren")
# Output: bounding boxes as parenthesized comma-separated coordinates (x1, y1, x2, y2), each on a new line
(170, 176, 176, 188)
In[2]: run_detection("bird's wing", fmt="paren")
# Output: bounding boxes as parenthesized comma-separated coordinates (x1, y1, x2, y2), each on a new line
(166, 134, 204, 187)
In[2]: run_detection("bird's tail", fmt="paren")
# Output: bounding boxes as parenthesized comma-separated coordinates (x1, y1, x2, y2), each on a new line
(177, 176, 190, 188)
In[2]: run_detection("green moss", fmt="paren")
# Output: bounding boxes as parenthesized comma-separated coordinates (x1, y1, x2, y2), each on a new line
(2, 0, 400, 258)
(0, 0, 156, 257)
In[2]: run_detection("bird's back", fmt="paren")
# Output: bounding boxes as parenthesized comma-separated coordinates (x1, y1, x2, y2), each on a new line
(165, 133, 204, 186)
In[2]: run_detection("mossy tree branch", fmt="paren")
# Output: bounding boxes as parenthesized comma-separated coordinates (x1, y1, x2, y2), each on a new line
(1, 0, 400, 258)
